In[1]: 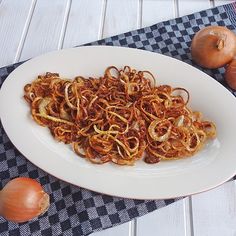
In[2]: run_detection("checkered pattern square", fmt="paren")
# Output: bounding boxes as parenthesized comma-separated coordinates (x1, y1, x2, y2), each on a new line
(0, 3, 236, 236)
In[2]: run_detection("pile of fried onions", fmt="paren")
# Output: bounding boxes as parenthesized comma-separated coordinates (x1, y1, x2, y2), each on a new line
(23, 66, 216, 165)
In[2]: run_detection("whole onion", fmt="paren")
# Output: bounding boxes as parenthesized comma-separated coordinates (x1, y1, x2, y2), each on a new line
(0, 177, 50, 223)
(191, 26, 236, 69)
(225, 59, 236, 90)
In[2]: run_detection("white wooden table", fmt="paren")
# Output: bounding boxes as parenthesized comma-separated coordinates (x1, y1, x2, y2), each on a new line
(0, 0, 236, 235)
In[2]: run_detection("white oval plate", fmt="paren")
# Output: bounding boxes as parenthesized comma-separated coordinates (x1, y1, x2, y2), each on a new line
(1, 46, 236, 199)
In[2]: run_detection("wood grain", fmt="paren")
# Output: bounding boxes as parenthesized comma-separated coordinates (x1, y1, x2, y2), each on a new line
(0, 0, 35, 67)
(142, 0, 175, 26)
(136, 200, 190, 236)
(91, 221, 131, 236)
(178, 0, 211, 16)
(102, 0, 139, 38)
(63, 0, 104, 48)
(192, 182, 236, 236)
(19, 0, 69, 61)
(214, 0, 236, 6)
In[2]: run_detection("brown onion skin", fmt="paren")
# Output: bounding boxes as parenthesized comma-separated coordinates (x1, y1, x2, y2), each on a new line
(225, 59, 236, 90)
(0, 177, 50, 223)
(191, 26, 236, 69)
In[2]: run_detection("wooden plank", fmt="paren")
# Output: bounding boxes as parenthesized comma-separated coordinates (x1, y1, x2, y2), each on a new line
(19, 0, 69, 62)
(142, 0, 176, 26)
(0, 0, 35, 67)
(214, 0, 236, 6)
(136, 200, 190, 236)
(91, 221, 131, 236)
(191, 182, 236, 236)
(102, 0, 139, 38)
(63, 0, 104, 48)
(57, 0, 72, 50)
(178, 0, 212, 16)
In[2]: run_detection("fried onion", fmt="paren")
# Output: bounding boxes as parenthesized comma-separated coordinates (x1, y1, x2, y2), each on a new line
(24, 67, 216, 165)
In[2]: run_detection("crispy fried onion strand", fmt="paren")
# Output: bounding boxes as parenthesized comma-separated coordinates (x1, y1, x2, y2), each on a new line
(24, 67, 216, 165)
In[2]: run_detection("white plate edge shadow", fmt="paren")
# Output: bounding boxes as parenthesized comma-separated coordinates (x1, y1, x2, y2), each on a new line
(0, 45, 236, 199)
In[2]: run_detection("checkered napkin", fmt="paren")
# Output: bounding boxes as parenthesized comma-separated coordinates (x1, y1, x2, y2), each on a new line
(0, 2, 236, 236)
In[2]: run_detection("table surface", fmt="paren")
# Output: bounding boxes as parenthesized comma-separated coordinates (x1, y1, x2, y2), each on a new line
(0, 0, 236, 235)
